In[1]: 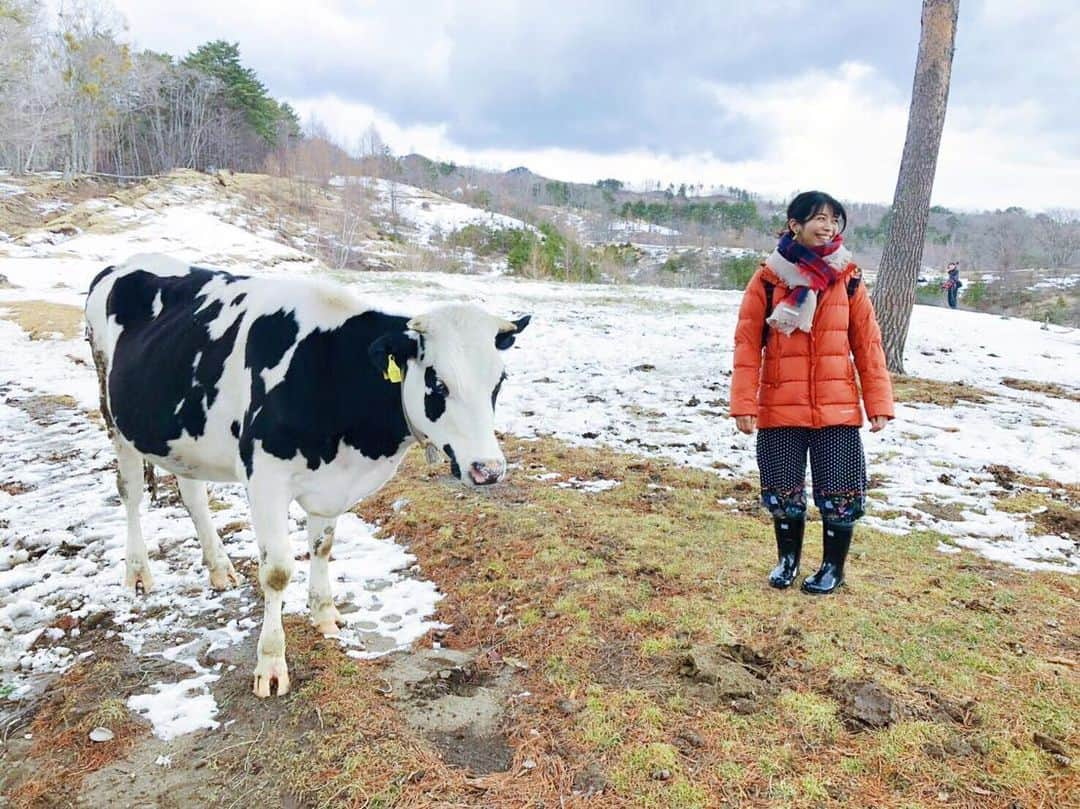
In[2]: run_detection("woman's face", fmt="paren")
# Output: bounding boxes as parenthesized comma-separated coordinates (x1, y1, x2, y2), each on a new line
(790, 205, 840, 248)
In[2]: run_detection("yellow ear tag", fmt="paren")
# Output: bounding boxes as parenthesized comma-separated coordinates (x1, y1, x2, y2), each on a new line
(384, 356, 404, 383)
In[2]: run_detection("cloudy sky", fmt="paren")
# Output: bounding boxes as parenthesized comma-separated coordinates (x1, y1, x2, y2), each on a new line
(105, 0, 1078, 212)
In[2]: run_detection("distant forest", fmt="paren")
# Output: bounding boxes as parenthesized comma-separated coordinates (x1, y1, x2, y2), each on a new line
(0, 1, 299, 176)
(1, 0, 1078, 279)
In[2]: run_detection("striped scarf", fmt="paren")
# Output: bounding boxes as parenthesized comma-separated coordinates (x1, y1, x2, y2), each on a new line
(764, 233, 851, 335)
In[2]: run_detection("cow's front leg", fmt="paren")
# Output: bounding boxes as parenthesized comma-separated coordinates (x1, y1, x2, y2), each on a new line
(248, 477, 294, 698)
(177, 477, 238, 590)
(115, 440, 154, 593)
(306, 515, 341, 636)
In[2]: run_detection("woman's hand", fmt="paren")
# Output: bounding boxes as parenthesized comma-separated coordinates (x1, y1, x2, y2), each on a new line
(735, 415, 756, 434)
(869, 416, 889, 432)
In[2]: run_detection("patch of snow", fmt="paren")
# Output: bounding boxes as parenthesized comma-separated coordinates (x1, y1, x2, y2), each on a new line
(127, 672, 221, 741)
(556, 477, 621, 493)
(607, 219, 680, 236)
(37, 201, 71, 215)
(1032, 274, 1079, 290)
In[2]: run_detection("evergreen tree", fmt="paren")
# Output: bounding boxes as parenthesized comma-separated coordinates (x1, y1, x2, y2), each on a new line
(873, 0, 959, 373)
(183, 40, 281, 144)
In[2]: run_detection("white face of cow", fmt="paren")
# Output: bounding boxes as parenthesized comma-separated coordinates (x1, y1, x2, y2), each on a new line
(395, 304, 528, 486)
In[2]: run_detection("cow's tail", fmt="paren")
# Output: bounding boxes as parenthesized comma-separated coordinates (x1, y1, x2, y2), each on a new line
(85, 270, 159, 502)
(85, 266, 116, 439)
(87, 333, 116, 440)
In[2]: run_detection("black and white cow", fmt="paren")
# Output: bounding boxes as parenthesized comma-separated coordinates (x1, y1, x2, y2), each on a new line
(85, 253, 529, 697)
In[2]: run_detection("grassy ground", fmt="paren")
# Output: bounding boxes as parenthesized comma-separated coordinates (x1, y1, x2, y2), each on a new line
(2, 435, 1077, 807)
(345, 436, 1077, 808)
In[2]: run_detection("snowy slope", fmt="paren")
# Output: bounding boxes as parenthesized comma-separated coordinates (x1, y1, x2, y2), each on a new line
(331, 175, 532, 245)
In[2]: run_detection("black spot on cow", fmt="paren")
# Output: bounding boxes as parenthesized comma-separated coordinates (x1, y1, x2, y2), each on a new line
(491, 371, 506, 410)
(105, 269, 244, 457)
(424, 366, 447, 422)
(231, 293, 247, 306)
(230, 421, 240, 438)
(443, 444, 461, 480)
(88, 265, 116, 295)
(242, 311, 415, 476)
(239, 310, 299, 475)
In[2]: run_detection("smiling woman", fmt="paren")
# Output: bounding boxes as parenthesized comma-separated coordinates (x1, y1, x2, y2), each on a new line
(730, 190, 894, 595)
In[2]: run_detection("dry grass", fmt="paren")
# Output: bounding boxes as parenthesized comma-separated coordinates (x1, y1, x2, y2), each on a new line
(0, 301, 84, 340)
(1001, 377, 1080, 403)
(891, 374, 993, 406)
(0, 175, 124, 238)
(5, 649, 150, 808)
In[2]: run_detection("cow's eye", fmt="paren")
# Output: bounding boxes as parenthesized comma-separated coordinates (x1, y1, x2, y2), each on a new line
(425, 367, 449, 397)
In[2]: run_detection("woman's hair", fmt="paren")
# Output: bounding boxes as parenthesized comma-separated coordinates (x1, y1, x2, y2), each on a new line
(783, 191, 847, 235)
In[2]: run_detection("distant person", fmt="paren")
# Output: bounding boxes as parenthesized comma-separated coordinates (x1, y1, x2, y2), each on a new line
(730, 191, 894, 594)
(943, 261, 962, 309)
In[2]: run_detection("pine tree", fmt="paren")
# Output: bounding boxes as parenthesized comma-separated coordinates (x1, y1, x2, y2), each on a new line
(182, 40, 280, 145)
(872, 0, 960, 373)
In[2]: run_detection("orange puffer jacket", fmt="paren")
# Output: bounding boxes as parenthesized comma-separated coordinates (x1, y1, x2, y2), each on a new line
(730, 263, 894, 428)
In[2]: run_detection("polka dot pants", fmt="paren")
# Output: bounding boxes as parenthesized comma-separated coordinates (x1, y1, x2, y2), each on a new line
(756, 426, 867, 525)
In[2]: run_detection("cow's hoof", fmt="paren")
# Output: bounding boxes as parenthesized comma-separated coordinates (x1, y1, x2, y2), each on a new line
(208, 561, 239, 590)
(311, 604, 342, 637)
(253, 656, 290, 698)
(124, 566, 154, 594)
(313, 619, 341, 637)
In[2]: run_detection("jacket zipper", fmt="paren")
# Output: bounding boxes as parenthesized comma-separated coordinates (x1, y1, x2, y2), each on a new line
(809, 313, 818, 428)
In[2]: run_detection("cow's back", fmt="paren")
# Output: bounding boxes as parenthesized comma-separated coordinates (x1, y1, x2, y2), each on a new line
(86, 255, 253, 477)
(86, 254, 411, 487)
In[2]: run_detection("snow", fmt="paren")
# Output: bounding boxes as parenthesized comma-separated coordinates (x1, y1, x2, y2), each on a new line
(1, 175, 1077, 741)
(607, 218, 680, 236)
(128, 672, 222, 741)
(330, 176, 531, 246)
(1032, 274, 1079, 290)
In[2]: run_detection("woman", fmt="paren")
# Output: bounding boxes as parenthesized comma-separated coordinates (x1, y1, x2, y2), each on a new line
(730, 191, 894, 594)
(943, 261, 962, 309)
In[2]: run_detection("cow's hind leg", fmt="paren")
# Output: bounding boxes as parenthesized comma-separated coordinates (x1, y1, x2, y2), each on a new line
(307, 515, 342, 636)
(177, 477, 239, 590)
(248, 476, 293, 697)
(115, 440, 153, 593)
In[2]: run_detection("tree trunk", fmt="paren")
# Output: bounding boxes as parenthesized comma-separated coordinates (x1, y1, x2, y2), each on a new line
(872, 0, 959, 373)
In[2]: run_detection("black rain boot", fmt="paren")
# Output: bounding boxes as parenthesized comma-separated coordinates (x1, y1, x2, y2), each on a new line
(768, 516, 804, 589)
(801, 521, 853, 595)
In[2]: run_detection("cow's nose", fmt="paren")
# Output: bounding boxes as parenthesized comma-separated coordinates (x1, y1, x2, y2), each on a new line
(468, 461, 503, 486)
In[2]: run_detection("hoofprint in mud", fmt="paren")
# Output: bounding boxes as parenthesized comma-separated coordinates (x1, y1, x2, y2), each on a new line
(0, 172, 1077, 738)
(84, 253, 529, 697)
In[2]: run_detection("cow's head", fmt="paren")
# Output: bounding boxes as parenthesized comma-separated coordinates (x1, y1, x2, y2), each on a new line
(369, 304, 530, 486)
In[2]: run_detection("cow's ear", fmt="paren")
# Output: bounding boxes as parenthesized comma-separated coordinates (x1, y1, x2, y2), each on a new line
(368, 331, 419, 380)
(495, 315, 531, 350)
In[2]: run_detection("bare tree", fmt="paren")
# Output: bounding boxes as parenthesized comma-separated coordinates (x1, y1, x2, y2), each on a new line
(1034, 209, 1080, 269)
(979, 211, 1028, 273)
(53, 0, 130, 176)
(0, 0, 53, 173)
(872, 0, 959, 374)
